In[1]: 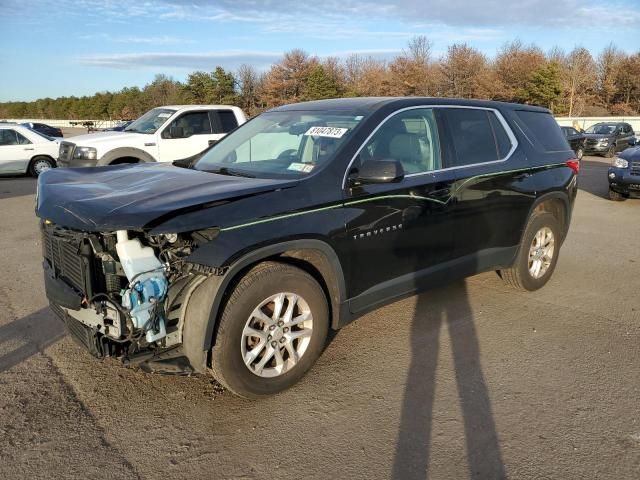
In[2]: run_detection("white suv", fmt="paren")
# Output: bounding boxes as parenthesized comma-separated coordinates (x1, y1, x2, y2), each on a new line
(0, 124, 60, 176)
(57, 105, 246, 168)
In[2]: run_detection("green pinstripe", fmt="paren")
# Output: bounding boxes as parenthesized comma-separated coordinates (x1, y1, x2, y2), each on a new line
(219, 162, 567, 233)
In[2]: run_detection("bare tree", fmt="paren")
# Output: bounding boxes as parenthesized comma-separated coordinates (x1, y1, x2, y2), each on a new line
(493, 40, 545, 102)
(597, 44, 624, 109)
(562, 47, 596, 116)
(439, 43, 491, 98)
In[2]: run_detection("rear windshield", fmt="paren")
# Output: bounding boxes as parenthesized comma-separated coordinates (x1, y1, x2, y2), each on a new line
(515, 110, 569, 152)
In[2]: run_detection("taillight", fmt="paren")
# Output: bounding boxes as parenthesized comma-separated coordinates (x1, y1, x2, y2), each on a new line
(566, 159, 580, 175)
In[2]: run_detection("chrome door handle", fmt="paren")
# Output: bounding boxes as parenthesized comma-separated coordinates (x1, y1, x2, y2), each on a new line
(24, 148, 35, 151)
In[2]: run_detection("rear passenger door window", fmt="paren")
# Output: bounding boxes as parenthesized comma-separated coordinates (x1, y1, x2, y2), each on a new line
(211, 110, 239, 134)
(360, 108, 441, 174)
(438, 108, 512, 168)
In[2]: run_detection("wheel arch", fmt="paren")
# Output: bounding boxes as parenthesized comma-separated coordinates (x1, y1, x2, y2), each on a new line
(527, 192, 571, 242)
(98, 147, 156, 166)
(181, 239, 347, 372)
(27, 154, 56, 175)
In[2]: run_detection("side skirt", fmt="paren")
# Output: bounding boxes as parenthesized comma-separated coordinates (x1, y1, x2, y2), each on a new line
(336, 246, 518, 328)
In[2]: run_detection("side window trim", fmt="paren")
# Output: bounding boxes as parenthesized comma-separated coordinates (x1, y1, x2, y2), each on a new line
(342, 105, 518, 189)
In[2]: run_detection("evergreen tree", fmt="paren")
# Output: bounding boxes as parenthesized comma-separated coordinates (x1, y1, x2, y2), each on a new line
(525, 62, 562, 110)
(304, 64, 339, 100)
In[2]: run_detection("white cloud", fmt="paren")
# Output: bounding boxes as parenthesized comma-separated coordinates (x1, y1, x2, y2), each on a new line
(78, 33, 191, 44)
(75, 51, 284, 70)
(8, 0, 640, 29)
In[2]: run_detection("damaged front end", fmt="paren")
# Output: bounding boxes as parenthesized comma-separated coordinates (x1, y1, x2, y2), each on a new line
(42, 221, 214, 373)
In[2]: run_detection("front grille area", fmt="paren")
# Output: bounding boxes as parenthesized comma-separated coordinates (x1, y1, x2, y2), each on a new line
(42, 226, 94, 296)
(586, 138, 599, 146)
(631, 161, 640, 176)
(58, 141, 75, 164)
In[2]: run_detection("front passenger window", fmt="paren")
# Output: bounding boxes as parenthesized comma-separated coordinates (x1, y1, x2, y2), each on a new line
(360, 108, 440, 174)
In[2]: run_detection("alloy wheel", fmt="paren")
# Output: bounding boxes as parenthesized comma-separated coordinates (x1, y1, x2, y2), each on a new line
(241, 292, 313, 378)
(528, 227, 555, 279)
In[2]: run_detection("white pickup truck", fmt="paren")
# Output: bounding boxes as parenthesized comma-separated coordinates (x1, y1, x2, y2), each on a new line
(57, 105, 246, 167)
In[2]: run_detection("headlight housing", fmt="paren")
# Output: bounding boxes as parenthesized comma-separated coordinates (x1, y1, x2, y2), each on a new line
(612, 156, 628, 169)
(73, 146, 97, 160)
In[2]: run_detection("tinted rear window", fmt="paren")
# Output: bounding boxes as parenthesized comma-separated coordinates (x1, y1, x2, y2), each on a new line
(440, 108, 512, 168)
(516, 110, 569, 152)
(214, 110, 239, 133)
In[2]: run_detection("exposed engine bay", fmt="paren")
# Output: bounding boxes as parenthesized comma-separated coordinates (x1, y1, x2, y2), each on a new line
(42, 222, 216, 365)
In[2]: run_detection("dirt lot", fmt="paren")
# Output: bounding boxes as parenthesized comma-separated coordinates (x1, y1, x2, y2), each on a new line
(0, 157, 638, 479)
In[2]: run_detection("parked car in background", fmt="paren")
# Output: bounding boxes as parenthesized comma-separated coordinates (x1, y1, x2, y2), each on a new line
(104, 121, 133, 132)
(608, 137, 640, 201)
(57, 105, 246, 167)
(21, 122, 63, 138)
(560, 126, 586, 160)
(38, 97, 578, 398)
(583, 122, 635, 157)
(0, 124, 59, 176)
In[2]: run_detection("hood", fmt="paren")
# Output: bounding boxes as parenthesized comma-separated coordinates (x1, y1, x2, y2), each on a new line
(619, 146, 640, 161)
(36, 163, 296, 232)
(65, 131, 148, 146)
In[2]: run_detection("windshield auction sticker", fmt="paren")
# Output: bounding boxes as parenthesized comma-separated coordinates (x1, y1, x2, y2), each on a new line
(288, 162, 315, 173)
(304, 126, 348, 138)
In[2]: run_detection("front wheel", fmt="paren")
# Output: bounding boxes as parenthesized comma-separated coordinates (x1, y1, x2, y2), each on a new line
(575, 147, 584, 160)
(605, 145, 616, 158)
(210, 262, 329, 398)
(609, 188, 626, 201)
(497, 212, 561, 291)
(29, 156, 55, 177)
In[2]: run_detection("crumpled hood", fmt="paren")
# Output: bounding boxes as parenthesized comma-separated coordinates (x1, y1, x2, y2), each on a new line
(36, 163, 296, 232)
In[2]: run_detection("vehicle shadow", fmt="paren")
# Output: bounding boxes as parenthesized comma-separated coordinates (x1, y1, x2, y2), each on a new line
(578, 158, 611, 200)
(391, 280, 506, 479)
(0, 308, 65, 373)
(0, 176, 36, 200)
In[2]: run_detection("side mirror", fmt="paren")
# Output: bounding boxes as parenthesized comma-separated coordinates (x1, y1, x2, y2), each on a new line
(628, 137, 638, 146)
(351, 160, 405, 185)
(168, 126, 187, 139)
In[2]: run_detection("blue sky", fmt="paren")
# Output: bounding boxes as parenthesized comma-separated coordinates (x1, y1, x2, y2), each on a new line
(1, 0, 639, 101)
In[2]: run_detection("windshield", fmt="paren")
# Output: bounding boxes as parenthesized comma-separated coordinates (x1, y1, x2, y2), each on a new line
(195, 111, 365, 178)
(585, 124, 617, 135)
(124, 108, 176, 134)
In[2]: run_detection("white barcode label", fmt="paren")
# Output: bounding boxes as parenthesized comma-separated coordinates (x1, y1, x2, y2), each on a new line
(304, 126, 348, 138)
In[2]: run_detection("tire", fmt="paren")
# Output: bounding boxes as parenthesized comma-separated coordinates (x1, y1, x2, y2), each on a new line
(575, 147, 584, 160)
(604, 145, 616, 158)
(28, 156, 55, 177)
(609, 188, 626, 201)
(210, 261, 329, 398)
(497, 212, 561, 292)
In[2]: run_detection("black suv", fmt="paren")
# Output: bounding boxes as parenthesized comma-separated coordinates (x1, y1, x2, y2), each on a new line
(560, 126, 586, 160)
(583, 122, 635, 157)
(37, 98, 578, 398)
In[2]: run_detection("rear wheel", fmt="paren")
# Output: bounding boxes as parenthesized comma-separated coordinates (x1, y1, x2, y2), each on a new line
(608, 188, 626, 201)
(28, 156, 54, 177)
(575, 147, 584, 160)
(497, 212, 561, 291)
(210, 262, 329, 398)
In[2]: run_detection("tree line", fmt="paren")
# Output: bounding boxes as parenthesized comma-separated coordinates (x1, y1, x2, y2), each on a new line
(2, 37, 639, 120)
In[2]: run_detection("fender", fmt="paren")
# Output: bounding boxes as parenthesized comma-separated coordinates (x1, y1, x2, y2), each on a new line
(98, 147, 157, 166)
(184, 239, 348, 359)
(525, 190, 573, 242)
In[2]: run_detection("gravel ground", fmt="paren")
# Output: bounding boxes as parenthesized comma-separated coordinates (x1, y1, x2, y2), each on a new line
(0, 156, 638, 479)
